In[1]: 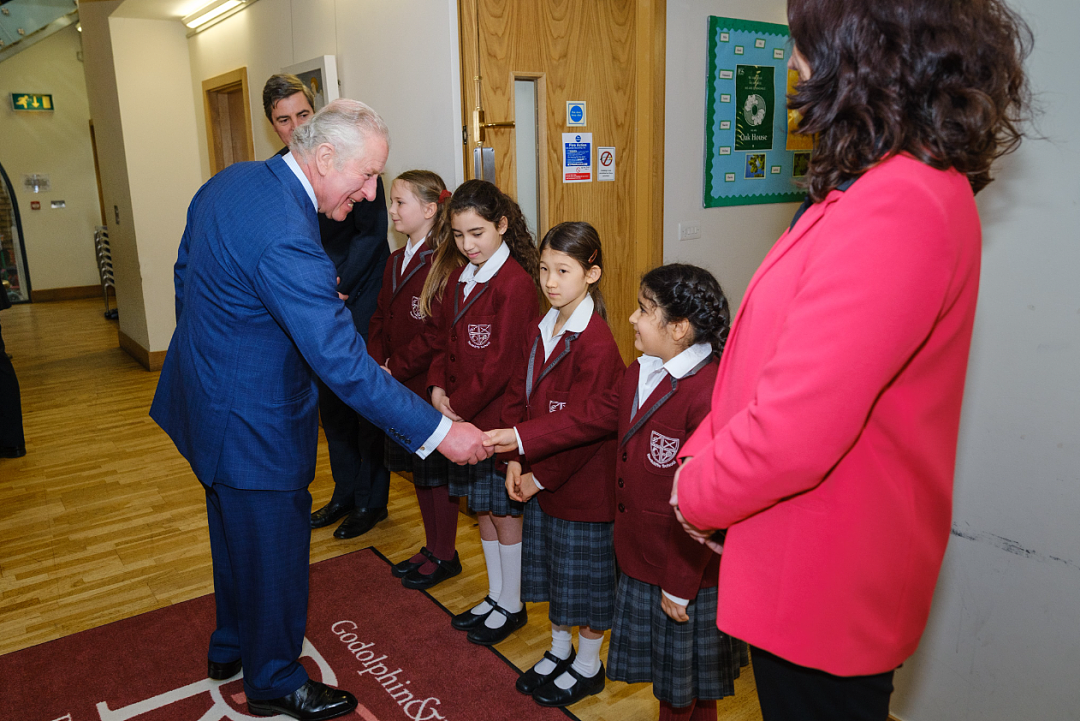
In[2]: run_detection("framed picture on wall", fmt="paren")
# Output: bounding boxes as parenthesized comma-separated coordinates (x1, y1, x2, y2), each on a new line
(283, 56, 339, 112)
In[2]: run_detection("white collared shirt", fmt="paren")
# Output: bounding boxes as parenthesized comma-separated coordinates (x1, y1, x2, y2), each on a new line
(401, 233, 427, 276)
(458, 242, 510, 299)
(537, 295, 594, 361)
(635, 342, 713, 413)
(281, 154, 452, 458)
(282, 152, 317, 211)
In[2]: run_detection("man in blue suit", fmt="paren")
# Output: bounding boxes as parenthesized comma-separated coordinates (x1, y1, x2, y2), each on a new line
(150, 99, 488, 721)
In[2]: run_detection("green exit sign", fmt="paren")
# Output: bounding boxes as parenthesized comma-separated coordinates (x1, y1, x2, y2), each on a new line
(11, 93, 54, 111)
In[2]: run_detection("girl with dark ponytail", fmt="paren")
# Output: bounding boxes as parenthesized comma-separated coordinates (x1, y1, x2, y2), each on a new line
(487, 263, 744, 716)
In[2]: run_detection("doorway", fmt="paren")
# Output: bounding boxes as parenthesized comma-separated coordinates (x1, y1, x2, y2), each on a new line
(458, 0, 666, 359)
(202, 67, 256, 175)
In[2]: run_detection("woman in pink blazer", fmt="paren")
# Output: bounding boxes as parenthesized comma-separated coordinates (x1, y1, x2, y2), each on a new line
(672, 1, 1033, 718)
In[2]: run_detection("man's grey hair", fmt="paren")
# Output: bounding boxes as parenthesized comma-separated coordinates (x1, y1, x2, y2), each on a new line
(289, 99, 390, 168)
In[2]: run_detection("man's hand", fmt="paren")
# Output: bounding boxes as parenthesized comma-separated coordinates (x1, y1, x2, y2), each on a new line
(437, 421, 493, 465)
(430, 386, 463, 422)
(335, 276, 348, 301)
(484, 428, 519, 454)
(660, 594, 690, 623)
(670, 460, 722, 551)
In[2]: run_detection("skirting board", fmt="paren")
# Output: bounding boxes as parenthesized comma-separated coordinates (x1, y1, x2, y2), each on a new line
(30, 285, 105, 302)
(118, 329, 166, 372)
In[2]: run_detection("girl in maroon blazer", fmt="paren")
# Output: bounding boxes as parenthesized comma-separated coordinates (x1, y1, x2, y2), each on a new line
(489, 264, 746, 720)
(424, 180, 540, 638)
(499, 222, 625, 707)
(368, 170, 462, 590)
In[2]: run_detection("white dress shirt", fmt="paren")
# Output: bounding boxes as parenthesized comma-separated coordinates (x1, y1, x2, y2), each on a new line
(281, 153, 451, 458)
(458, 241, 510, 299)
(401, 232, 427, 276)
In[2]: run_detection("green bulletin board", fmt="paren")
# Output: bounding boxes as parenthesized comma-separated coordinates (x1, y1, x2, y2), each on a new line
(703, 17, 811, 207)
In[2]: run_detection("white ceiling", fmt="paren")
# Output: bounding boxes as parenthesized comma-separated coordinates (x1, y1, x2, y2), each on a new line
(108, 0, 208, 21)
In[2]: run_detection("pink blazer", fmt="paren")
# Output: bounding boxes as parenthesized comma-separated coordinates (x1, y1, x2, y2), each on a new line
(677, 155, 981, 676)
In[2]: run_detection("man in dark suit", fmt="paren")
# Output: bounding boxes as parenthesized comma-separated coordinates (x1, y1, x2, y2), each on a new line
(263, 74, 391, 539)
(150, 99, 489, 721)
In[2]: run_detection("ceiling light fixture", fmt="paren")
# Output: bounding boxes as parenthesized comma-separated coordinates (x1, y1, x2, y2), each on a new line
(182, 0, 245, 30)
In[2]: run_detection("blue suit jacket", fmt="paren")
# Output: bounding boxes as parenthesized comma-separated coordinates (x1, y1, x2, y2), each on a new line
(150, 156, 442, 490)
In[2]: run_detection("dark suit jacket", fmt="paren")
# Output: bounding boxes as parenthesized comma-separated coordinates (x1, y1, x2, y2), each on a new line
(149, 155, 443, 490)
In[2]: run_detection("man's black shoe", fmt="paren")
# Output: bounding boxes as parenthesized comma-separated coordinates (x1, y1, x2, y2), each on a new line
(208, 658, 242, 680)
(466, 603, 527, 646)
(516, 649, 576, 695)
(392, 547, 435, 578)
(247, 680, 357, 720)
(333, 507, 388, 539)
(310, 500, 354, 529)
(532, 662, 606, 707)
(401, 551, 461, 590)
(450, 596, 497, 631)
(0, 446, 26, 458)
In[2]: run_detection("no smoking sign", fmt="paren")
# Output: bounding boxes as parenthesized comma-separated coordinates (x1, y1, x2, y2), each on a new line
(598, 147, 615, 181)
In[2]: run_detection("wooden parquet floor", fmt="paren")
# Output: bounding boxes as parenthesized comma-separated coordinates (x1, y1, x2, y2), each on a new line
(0, 298, 763, 721)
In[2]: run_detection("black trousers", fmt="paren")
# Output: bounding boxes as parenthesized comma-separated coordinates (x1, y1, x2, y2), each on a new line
(316, 379, 389, 509)
(0, 319, 25, 450)
(751, 646, 895, 721)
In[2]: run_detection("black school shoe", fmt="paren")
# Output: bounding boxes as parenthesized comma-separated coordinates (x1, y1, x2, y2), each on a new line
(532, 662, 605, 707)
(401, 551, 462, 590)
(516, 649, 576, 695)
(450, 596, 497, 631)
(391, 548, 435, 578)
(466, 603, 527, 646)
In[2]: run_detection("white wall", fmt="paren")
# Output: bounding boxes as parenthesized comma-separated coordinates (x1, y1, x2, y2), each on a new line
(892, 0, 1080, 718)
(110, 17, 203, 352)
(663, 0, 796, 310)
(0, 24, 102, 291)
(187, 0, 464, 249)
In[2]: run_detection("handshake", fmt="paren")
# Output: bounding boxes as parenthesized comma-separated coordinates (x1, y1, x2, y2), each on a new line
(433, 424, 519, 465)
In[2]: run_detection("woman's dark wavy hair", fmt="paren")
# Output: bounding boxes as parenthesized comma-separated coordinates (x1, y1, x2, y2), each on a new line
(640, 264, 730, 357)
(540, 222, 607, 321)
(420, 179, 540, 314)
(787, 0, 1033, 201)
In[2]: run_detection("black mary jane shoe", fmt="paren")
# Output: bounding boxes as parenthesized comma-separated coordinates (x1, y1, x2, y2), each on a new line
(247, 680, 357, 720)
(516, 649, 576, 695)
(401, 551, 462, 590)
(391, 547, 435, 578)
(466, 603, 528, 646)
(450, 596, 498, 631)
(207, 658, 242, 680)
(310, 500, 354, 529)
(533, 662, 606, 708)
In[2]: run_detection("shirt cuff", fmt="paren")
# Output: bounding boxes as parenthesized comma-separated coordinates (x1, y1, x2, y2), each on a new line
(533, 476, 545, 490)
(514, 427, 525, 456)
(416, 416, 453, 459)
(661, 590, 690, 606)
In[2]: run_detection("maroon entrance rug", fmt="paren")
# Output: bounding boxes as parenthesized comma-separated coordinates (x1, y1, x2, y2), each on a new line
(0, 547, 579, 721)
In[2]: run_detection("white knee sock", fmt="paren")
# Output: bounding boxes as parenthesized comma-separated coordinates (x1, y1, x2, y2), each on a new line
(485, 541, 523, 629)
(555, 633, 603, 688)
(533, 624, 573, 674)
(471, 538, 501, 615)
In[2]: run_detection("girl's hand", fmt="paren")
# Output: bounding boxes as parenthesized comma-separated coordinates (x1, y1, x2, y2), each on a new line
(505, 460, 524, 501)
(660, 594, 690, 623)
(380, 363, 392, 374)
(335, 277, 348, 301)
(431, 387, 463, 422)
(517, 472, 540, 502)
(484, 428, 519, 454)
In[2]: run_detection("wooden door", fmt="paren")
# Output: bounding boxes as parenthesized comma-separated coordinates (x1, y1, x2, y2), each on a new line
(202, 67, 256, 175)
(459, 0, 666, 360)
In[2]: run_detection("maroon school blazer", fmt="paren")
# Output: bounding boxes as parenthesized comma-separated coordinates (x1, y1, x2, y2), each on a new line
(427, 258, 539, 431)
(501, 312, 625, 523)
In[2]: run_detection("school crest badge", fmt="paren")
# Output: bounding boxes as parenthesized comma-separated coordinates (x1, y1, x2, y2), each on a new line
(648, 430, 680, 469)
(548, 400, 567, 413)
(410, 295, 423, 321)
(468, 323, 492, 349)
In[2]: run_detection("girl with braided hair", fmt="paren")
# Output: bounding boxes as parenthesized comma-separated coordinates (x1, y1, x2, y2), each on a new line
(486, 263, 744, 718)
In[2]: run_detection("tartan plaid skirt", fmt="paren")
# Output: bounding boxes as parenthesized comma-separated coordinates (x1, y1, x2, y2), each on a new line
(384, 437, 449, 488)
(447, 457, 524, 516)
(606, 574, 746, 707)
(521, 500, 616, 630)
